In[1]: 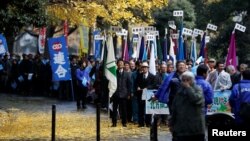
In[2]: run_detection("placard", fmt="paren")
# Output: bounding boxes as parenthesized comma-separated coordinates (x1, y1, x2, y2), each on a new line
(206, 23, 217, 31)
(207, 90, 232, 115)
(173, 10, 184, 17)
(146, 90, 169, 115)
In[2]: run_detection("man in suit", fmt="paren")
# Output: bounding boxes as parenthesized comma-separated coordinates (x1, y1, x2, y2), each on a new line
(111, 59, 132, 127)
(136, 61, 157, 127)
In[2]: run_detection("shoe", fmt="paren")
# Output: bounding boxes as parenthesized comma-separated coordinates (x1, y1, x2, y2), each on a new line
(122, 124, 127, 127)
(111, 123, 117, 127)
(82, 105, 87, 109)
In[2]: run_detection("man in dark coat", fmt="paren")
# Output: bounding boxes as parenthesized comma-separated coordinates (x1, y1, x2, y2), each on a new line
(111, 59, 132, 127)
(136, 61, 157, 127)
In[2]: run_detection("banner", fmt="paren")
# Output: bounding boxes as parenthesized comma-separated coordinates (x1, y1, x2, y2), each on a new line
(79, 26, 89, 54)
(146, 90, 169, 115)
(38, 27, 46, 54)
(0, 34, 8, 55)
(48, 36, 71, 81)
(207, 90, 232, 115)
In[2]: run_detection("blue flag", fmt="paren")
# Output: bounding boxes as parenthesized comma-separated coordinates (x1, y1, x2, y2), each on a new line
(139, 36, 145, 61)
(177, 23, 184, 61)
(190, 39, 197, 66)
(0, 34, 8, 55)
(94, 31, 102, 59)
(48, 36, 71, 81)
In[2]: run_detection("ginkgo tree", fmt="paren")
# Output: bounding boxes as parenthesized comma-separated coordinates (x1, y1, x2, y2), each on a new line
(46, 0, 168, 28)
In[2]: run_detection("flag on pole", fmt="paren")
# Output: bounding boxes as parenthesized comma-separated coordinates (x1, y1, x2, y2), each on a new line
(122, 36, 129, 61)
(0, 34, 8, 55)
(142, 40, 148, 61)
(100, 40, 106, 63)
(162, 38, 167, 61)
(156, 37, 163, 61)
(177, 23, 184, 60)
(105, 35, 117, 97)
(225, 31, 237, 68)
(79, 26, 89, 55)
(48, 36, 71, 81)
(139, 36, 145, 61)
(64, 20, 68, 47)
(149, 41, 156, 75)
(190, 38, 197, 66)
(38, 27, 46, 54)
(169, 36, 176, 66)
(94, 31, 102, 60)
(199, 32, 206, 58)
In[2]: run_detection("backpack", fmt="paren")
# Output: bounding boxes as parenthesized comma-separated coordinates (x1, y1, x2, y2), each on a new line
(238, 84, 250, 121)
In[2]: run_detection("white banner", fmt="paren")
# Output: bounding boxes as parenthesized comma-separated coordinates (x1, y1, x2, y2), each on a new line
(234, 23, 246, 32)
(173, 10, 184, 17)
(206, 23, 217, 31)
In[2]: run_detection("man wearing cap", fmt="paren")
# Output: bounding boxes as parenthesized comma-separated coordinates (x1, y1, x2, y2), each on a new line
(135, 61, 157, 127)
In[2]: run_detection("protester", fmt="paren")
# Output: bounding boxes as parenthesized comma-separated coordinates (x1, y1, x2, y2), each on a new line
(196, 64, 214, 114)
(130, 60, 141, 124)
(75, 59, 90, 110)
(226, 65, 241, 89)
(229, 69, 250, 128)
(111, 59, 132, 127)
(136, 61, 157, 127)
(169, 71, 205, 141)
(168, 60, 186, 113)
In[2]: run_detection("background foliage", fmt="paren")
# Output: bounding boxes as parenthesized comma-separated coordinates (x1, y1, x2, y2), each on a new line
(0, 0, 249, 63)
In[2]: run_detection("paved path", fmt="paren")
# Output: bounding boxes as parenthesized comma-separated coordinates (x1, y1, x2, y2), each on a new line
(0, 93, 172, 141)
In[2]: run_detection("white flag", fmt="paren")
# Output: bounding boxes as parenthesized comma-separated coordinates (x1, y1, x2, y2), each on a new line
(169, 37, 176, 67)
(149, 42, 156, 75)
(105, 35, 117, 97)
(234, 23, 246, 32)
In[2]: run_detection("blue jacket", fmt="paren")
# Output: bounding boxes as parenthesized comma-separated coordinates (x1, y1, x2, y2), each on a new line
(154, 72, 175, 104)
(75, 68, 90, 88)
(195, 76, 214, 114)
(229, 80, 250, 124)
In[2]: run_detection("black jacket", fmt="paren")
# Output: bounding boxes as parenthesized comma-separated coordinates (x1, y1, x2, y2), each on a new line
(114, 70, 132, 99)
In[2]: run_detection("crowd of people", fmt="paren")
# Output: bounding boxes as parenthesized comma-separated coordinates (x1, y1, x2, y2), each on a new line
(1, 53, 250, 141)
